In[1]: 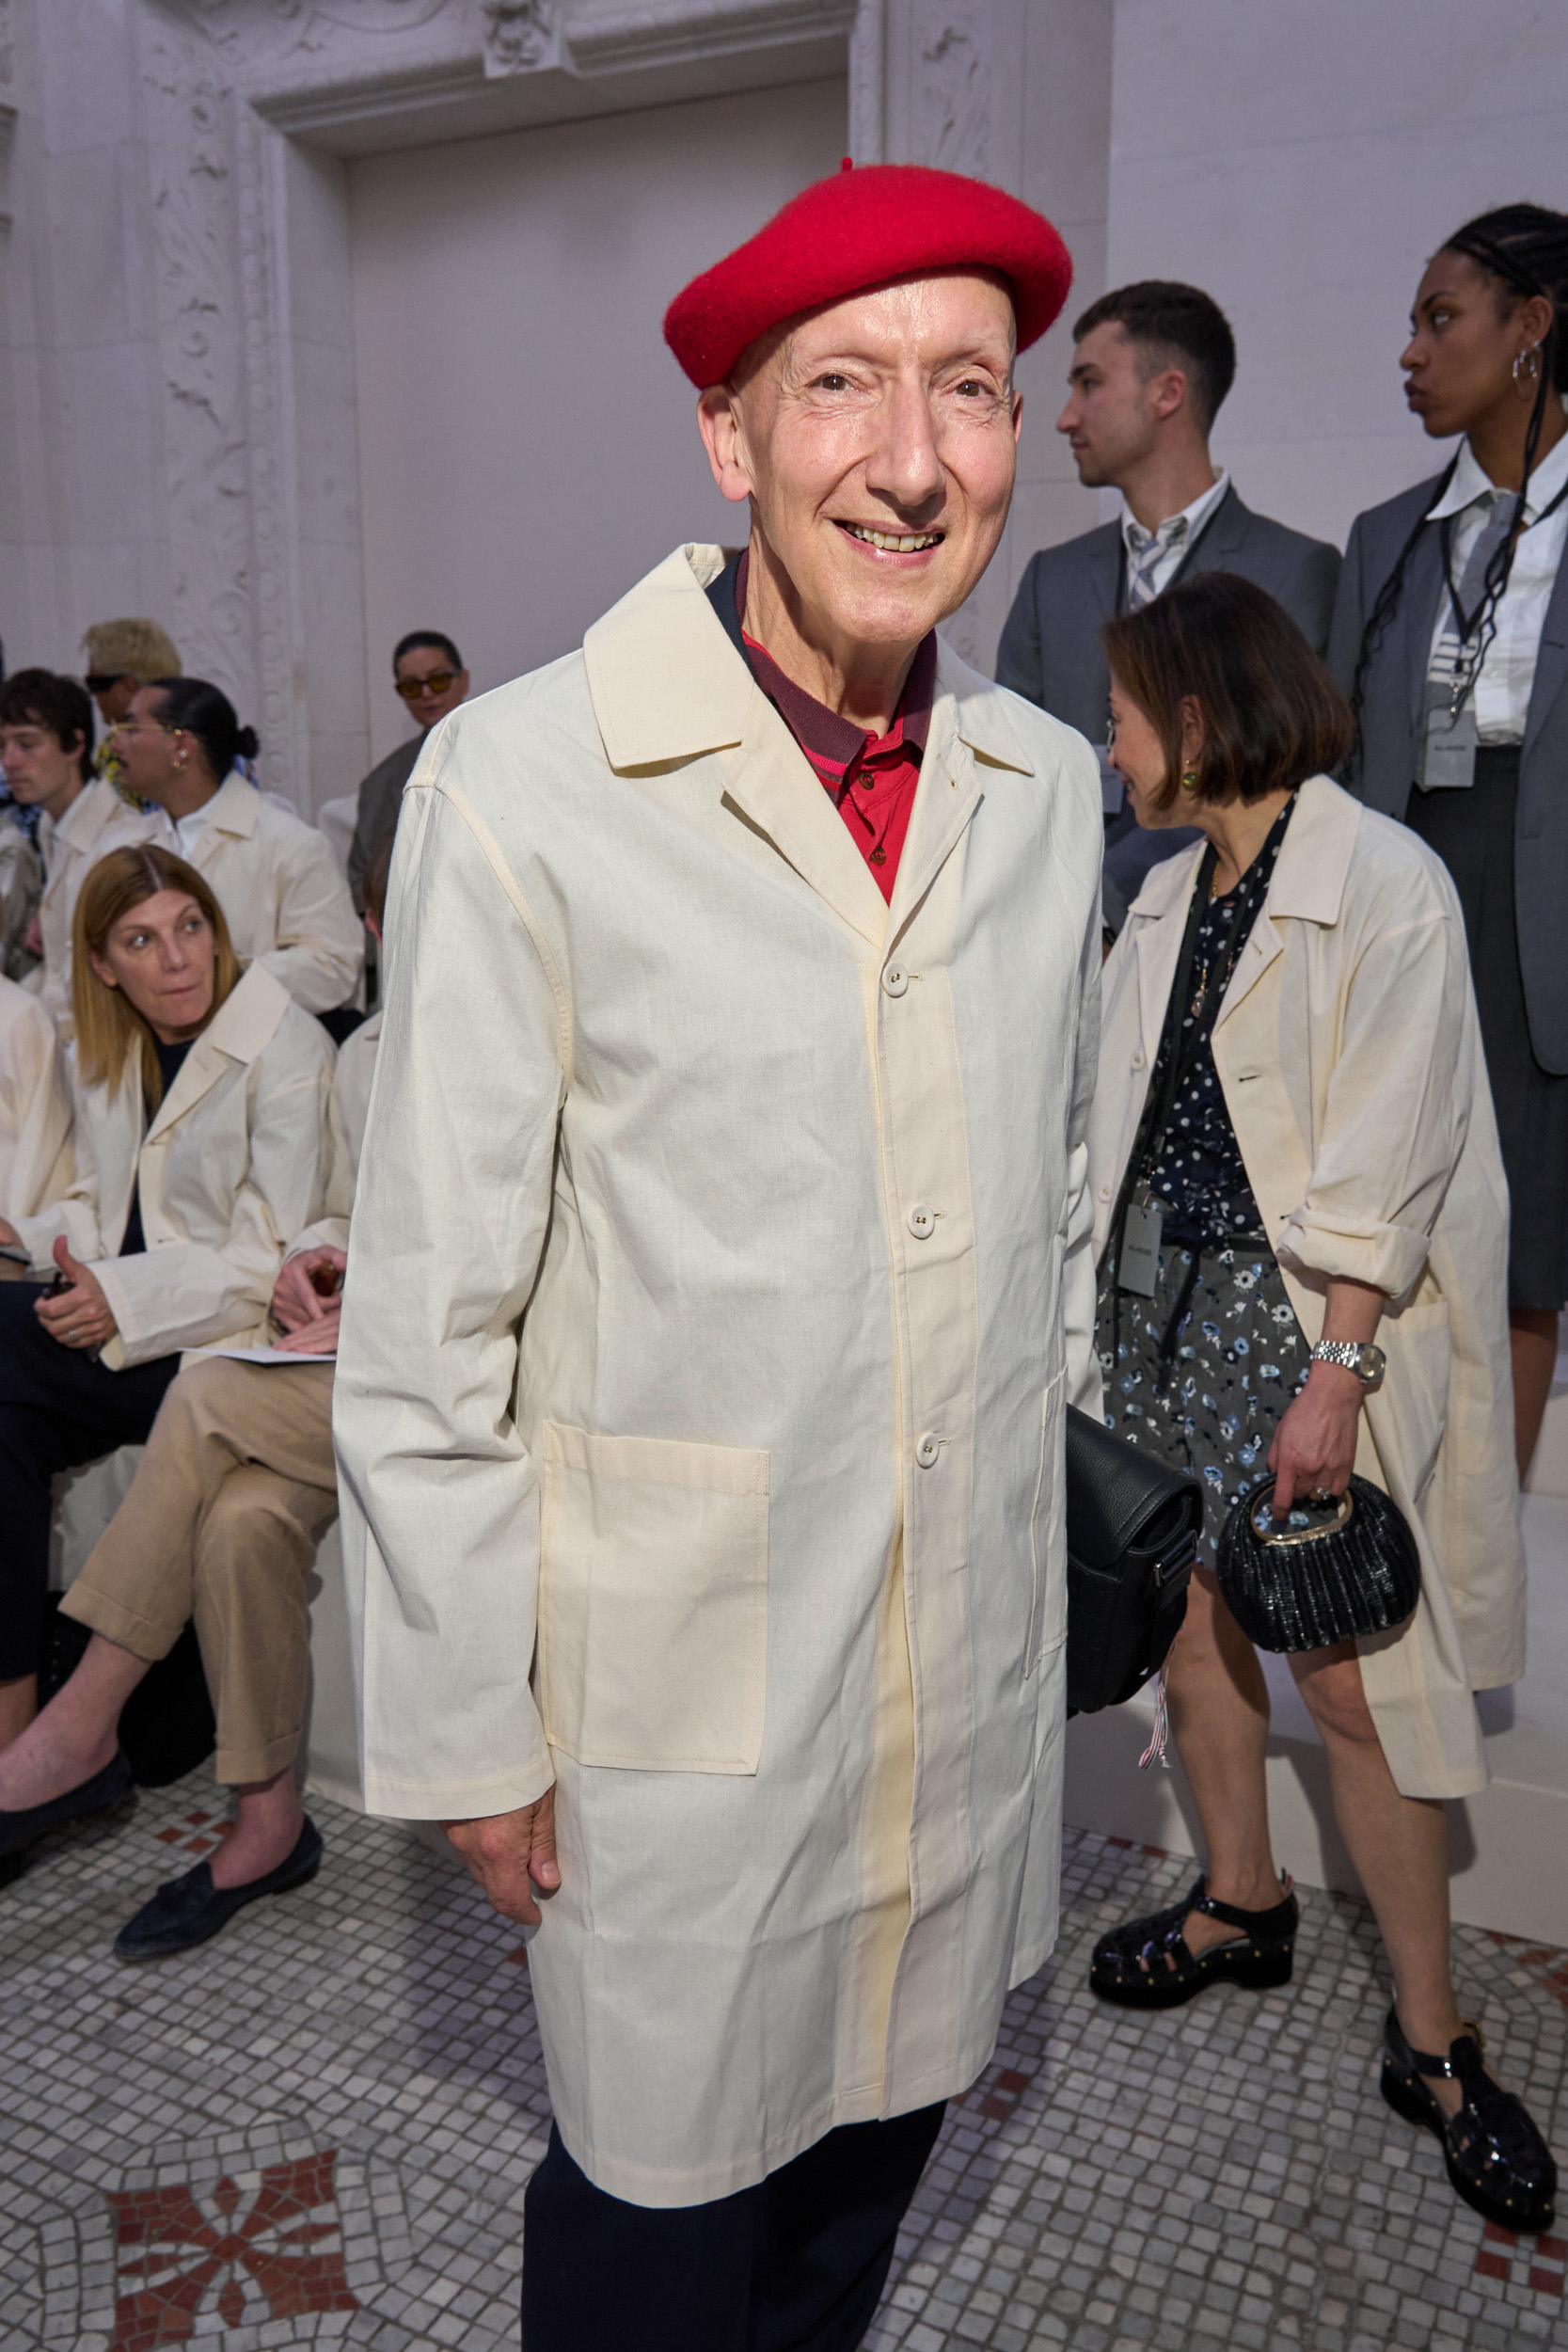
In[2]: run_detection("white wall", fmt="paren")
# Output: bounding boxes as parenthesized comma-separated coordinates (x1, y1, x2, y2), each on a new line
(349, 75, 847, 765)
(1106, 0, 1568, 555)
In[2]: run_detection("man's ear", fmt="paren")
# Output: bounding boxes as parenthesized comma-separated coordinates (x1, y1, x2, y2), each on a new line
(1148, 366, 1190, 425)
(697, 384, 755, 507)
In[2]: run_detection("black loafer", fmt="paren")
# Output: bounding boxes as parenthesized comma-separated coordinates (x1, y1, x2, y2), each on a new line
(1381, 2006, 1558, 2233)
(114, 1817, 323, 1960)
(0, 1750, 133, 1859)
(1089, 1872, 1298, 2009)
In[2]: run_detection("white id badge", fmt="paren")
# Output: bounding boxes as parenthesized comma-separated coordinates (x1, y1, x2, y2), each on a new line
(1418, 687, 1477, 791)
(1117, 1197, 1164, 1296)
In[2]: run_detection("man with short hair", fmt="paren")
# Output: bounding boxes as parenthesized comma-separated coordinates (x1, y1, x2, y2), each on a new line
(0, 669, 158, 1026)
(345, 631, 469, 914)
(998, 280, 1340, 906)
(80, 620, 182, 779)
(335, 163, 1103, 2348)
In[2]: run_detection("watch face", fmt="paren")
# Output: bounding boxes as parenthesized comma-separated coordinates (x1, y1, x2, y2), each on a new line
(1359, 1343, 1386, 1384)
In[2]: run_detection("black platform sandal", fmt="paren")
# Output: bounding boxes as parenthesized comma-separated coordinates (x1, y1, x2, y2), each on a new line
(1381, 2008, 1557, 2233)
(1089, 1872, 1298, 2010)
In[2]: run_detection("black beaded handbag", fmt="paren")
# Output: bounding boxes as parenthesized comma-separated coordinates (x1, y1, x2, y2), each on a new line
(1064, 1407, 1202, 1715)
(1215, 1475, 1421, 1653)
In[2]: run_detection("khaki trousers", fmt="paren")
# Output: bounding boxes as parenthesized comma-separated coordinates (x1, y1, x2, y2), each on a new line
(62, 1359, 338, 1784)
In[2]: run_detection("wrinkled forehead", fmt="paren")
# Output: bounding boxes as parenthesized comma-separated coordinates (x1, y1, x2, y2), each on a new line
(736, 267, 1018, 389)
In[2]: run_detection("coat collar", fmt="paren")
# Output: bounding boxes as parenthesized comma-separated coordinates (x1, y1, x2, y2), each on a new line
(144, 961, 292, 1143)
(55, 776, 131, 857)
(583, 544, 1033, 946)
(193, 771, 260, 841)
(1127, 774, 1362, 1031)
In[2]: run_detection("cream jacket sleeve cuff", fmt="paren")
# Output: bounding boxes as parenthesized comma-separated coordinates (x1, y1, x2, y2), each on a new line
(1275, 1209, 1429, 1302)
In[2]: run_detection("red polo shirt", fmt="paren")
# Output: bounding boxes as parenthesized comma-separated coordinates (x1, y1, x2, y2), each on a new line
(731, 550, 936, 903)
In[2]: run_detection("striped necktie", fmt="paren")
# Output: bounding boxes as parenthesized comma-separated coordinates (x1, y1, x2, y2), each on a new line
(1125, 516, 1187, 610)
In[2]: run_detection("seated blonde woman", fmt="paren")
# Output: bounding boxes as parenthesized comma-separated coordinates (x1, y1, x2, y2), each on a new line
(0, 840, 392, 1959)
(0, 846, 335, 1833)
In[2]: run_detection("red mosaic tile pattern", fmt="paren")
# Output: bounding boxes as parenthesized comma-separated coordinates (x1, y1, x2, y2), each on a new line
(1473, 2220, 1567, 2298)
(152, 1808, 234, 1861)
(108, 2150, 357, 2350)
(956, 2061, 1036, 2127)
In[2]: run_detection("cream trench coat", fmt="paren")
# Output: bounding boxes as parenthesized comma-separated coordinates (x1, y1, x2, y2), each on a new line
(11, 963, 336, 1367)
(334, 544, 1104, 2206)
(1087, 775, 1525, 1799)
(29, 779, 161, 1029)
(161, 771, 364, 1016)
(0, 975, 72, 1221)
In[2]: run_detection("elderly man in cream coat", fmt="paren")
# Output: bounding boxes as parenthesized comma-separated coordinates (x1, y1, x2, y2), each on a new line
(335, 166, 1101, 2346)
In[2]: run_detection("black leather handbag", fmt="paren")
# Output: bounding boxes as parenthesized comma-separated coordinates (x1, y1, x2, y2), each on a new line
(1064, 1406, 1202, 1715)
(1215, 1475, 1420, 1653)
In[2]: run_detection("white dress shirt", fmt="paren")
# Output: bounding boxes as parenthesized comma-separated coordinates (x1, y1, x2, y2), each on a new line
(1425, 428, 1568, 743)
(1120, 470, 1231, 604)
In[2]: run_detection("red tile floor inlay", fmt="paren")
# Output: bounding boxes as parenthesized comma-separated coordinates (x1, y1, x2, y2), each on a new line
(107, 2149, 357, 2349)
(1474, 2222, 1566, 2299)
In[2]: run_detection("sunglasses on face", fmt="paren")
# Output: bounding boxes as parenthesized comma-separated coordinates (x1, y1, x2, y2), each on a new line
(395, 671, 457, 701)
(85, 674, 129, 694)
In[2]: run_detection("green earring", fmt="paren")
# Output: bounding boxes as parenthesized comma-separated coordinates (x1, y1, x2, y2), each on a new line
(1180, 767, 1200, 791)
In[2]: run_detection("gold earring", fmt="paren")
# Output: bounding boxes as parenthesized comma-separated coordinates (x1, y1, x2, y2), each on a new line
(174, 750, 188, 771)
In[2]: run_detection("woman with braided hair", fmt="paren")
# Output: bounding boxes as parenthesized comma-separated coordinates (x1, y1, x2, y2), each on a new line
(1328, 203, 1568, 1480)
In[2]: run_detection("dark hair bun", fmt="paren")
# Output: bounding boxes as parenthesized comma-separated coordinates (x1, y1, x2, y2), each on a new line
(234, 724, 260, 761)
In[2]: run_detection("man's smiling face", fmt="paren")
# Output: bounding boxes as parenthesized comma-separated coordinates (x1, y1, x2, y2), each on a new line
(706, 271, 1022, 657)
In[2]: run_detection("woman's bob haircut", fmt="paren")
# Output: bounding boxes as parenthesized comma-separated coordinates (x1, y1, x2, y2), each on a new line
(72, 844, 241, 1104)
(1102, 571, 1354, 810)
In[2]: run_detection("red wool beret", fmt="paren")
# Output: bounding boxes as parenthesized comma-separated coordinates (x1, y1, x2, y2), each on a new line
(663, 161, 1074, 388)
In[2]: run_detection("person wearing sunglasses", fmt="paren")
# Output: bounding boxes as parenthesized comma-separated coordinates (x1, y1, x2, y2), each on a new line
(345, 631, 469, 917)
(79, 620, 182, 791)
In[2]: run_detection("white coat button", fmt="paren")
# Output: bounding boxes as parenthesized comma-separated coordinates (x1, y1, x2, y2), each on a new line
(1098, 1182, 1113, 1200)
(881, 963, 910, 998)
(907, 1202, 935, 1239)
(915, 1432, 942, 1469)
(1132, 1050, 1146, 1071)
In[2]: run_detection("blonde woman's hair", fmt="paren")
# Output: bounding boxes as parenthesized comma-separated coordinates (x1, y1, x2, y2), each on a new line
(71, 845, 240, 1105)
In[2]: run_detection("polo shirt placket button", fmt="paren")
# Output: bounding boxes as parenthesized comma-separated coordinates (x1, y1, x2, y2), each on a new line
(907, 1202, 935, 1239)
(915, 1432, 942, 1469)
(881, 963, 909, 998)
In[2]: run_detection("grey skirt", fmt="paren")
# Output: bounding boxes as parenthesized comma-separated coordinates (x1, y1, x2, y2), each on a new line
(1095, 1236, 1309, 1567)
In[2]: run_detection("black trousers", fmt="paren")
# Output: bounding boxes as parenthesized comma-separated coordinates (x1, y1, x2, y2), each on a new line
(0, 1282, 180, 1678)
(521, 2103, 945, 2352)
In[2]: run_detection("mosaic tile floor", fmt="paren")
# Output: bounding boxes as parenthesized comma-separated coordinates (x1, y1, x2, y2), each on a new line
(2, 1775, 1564, 2352)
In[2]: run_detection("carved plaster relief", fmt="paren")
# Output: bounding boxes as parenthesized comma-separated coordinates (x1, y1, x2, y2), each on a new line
(482, 0, 565, 77)
(913, 0, 990, 181)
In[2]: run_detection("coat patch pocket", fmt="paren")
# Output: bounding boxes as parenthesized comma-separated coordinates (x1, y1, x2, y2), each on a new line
(538, 1422, 768, 1772)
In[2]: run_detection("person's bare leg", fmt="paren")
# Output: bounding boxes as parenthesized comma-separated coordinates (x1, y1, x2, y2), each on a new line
(209, 1768, 305, 1891)
(1155, 1569, 1290, 1964)
(1292, 1645, 1471, 2119)
(0, 1639, 148, 1807)
(0, 1674, 39, 1752)
(1512, 1308, 1560, 1485)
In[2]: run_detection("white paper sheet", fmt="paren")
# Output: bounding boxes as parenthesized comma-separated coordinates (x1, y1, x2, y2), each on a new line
(201, 1343, 337, 1365)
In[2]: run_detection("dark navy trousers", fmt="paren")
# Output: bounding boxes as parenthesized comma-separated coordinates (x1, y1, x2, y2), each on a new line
(521, 2101, 945, 2351)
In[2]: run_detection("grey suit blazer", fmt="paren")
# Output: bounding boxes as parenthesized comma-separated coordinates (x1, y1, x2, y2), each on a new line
(1326, 473, 1568, 1074)
(347, 733, 424, 914)
(996, 484, 1342, 740)
(997, 485, 1341, 905)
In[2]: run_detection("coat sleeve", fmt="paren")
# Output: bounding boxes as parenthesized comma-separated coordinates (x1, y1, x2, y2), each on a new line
(995, 556, 1045, 704)
(94, 1046, 336, 1368)
(1275, 536, 1342, 658)
(254, 825, 365, 1014)
(333, 774, 566, 1820)
(1275, 902, 1470, 1301)
(0, 992, 73, 1223)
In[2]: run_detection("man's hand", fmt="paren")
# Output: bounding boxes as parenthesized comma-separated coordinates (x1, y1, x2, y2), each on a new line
(441, 1787, 561, 1927)
(36, 1238, 117, 1352)
(271, 1246, 347, 1334)
(274, 1303, 341, 1356)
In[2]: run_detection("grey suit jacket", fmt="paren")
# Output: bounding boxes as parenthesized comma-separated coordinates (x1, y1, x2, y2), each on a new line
(347, 734, 424, 915)
(997, 486, 1342, 903)
(1326, 473, 1568, 1073)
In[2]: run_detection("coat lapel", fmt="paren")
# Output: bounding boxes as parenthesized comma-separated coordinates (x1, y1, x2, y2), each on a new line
(1180, 484, 1246, 578)
(1524, 546, 1568, 759)
(1214, 776, 1359, 1029)
(1129, 845, 1202, 1057)
(884, 644, 1032, 938)
(717, 692, 889, 948)
(1084, 528, 1122, 622)
(1399, 524, 1449, 737)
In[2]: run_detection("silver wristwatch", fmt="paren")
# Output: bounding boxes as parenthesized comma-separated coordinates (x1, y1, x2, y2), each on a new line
(1310, 1339, 1386, 1389)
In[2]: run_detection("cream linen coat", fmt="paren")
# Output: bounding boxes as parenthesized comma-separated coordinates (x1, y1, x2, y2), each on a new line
(163, 771, 363, 1015)
(0, 975, 72, 1220)
(1087, 775, 1525, 1799)
(31, 779, 161, 1028)
(334, 544, 1103, 2206)
(12, 963, 336, 1367)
